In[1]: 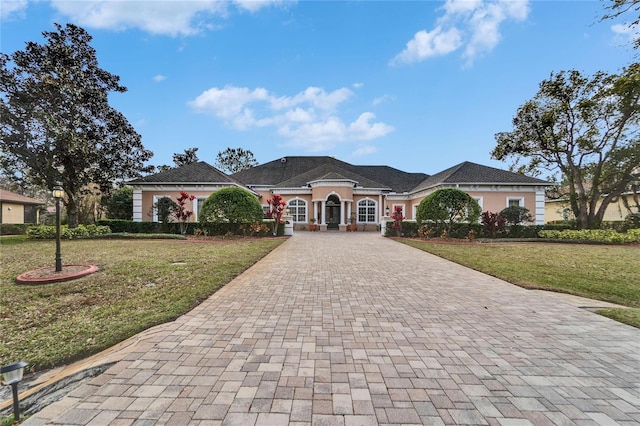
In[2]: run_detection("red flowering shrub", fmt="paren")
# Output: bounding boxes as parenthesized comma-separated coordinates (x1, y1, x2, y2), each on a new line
(174, 191, 196, 235)
(481, 211, 506, 238)
(266, 194, 286, 236)
(391, 206, 406, 236)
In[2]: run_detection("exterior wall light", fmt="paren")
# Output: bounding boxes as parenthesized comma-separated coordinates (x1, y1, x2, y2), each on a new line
(385, 206, 390, 216)
(0, 361, 28, 421)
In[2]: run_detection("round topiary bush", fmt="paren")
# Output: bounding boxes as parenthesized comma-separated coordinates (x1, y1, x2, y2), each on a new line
(416, 188, 481, 235)
(199, 187, 264, 231)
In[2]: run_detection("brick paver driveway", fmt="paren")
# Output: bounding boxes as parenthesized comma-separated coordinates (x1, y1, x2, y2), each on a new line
(26, 233, 640, 425)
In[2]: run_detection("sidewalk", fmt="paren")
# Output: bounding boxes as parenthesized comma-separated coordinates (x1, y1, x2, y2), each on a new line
(24, 233, 640, 425)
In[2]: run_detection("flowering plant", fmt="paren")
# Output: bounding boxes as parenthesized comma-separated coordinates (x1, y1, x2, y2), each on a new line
(174, 191, 196, 235)
(266, 194, 286, 235)
(391, 206, 405, 236)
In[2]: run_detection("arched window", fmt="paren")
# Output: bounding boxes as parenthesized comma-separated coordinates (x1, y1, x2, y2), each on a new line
(288, 198, 307, 222)
(357, 199, 376, 223)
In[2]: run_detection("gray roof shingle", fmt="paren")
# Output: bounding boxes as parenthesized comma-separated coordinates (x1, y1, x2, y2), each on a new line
(130, 161, 243, 185)
(232, 156, 428, 192)
(411, 161, 548, 192)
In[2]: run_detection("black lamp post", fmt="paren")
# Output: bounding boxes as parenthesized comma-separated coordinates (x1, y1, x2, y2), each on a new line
(0, 361, 28, 421)
(52, 185, 64, 272)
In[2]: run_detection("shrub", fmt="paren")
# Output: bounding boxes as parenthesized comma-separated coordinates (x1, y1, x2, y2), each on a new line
(27, 224, 112, 239)
(499, 206, 533, 226)
(481, 211, 506, 238)
(538, 229, 640, 244)
(385, 221, 419, 237)
(416, 189, 481, 233)
(0, 223, 31, 235)
(199, 187, 264, 228)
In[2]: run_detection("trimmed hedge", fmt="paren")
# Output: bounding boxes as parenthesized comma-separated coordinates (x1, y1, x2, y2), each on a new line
(0, 223, 32, 235)
(539, 228, 640, 244)
(27, 224, 112, 239)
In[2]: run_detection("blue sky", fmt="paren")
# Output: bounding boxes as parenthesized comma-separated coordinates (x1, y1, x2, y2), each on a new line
(1, 0, 637, 175)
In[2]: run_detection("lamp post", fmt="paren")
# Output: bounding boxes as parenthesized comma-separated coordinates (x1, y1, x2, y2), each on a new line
(52, 185, 64, 272)
(0, 361, 28, 421)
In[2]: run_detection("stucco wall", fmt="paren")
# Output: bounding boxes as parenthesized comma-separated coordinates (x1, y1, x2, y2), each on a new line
(546, 194, 639, 223)
(1, 202, 25, 224)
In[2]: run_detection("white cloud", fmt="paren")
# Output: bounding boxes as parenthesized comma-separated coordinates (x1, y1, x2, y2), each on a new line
(372, 94, 395, 106)
(612, 22, 640, 44)
(353, 82, 364, 89)
(189, 85, 393, 150)
(1, 0, 28, 20)
(352, 145, 378, 157)
(153, 74, 167, 82)
(391, 0, 530, 67)
(49, 0, 293, 36)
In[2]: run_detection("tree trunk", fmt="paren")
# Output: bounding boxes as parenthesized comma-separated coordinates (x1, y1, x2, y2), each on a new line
(66, 197, 79, 228)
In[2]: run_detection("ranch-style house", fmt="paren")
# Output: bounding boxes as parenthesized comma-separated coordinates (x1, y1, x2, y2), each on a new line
(130, 156, 548, 231)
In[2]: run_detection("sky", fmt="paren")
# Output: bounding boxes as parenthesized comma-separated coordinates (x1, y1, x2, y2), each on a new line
(1, 0, 637, 176)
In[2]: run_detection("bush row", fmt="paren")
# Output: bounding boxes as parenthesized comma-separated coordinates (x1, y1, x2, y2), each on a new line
(27, 224, 112, 239)
(0, 223, 32, 235)
(385, 221, 572, 239)
(96, 219, 285, 237)
(539, 229, 640, 244)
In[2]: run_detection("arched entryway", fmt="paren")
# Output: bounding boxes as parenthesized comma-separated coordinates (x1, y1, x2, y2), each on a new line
(325, 194, 341, 230)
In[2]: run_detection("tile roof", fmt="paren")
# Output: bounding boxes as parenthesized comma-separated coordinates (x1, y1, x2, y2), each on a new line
(411, 161, 549, 192)
(0, 189, 45, 205)
(129, 161, 243, 185)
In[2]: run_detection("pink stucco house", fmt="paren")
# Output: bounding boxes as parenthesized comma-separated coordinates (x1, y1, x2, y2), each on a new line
(130, 156, 548, 230)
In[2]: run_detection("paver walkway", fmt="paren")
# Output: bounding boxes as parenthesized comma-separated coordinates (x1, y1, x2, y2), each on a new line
(25, 233, 640, 425)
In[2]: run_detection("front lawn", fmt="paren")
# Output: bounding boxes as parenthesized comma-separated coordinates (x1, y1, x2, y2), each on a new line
(397, 240, 640, 328)
(0, 237, 285, 371)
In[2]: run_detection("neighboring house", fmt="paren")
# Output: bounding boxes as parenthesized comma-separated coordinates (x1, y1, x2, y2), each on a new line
(546, 192, 640, 223)
(130, 156, 549, 230)
(0, 189, 45, 224)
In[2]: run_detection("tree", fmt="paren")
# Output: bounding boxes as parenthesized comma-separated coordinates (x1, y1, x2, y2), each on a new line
(481, 211, 507, 238)
(102, 186, 133, 220)
(153, 197, 177, 227)
(601, 0, 640, 49)
(0, 23, 153, 227)
(199, 187, 263, 225)
(173, 147, 199, 168)
(492, 65, 640, 229)
(499, 206, 533, 226)
(266, 194, 286, 236)
(416, 189, 481, 233)
(215, 147, 258, 174)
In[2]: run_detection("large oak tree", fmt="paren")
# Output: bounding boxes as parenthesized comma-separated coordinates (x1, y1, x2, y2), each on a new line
(492, 64, 640, 229)
(1, 23, 152, 227)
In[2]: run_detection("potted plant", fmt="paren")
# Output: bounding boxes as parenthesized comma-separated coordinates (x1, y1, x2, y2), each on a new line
(308, 217, 318, 231)
(347, 212, 357, 232)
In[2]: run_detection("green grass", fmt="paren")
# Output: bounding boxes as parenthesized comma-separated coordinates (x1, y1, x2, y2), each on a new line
(0, 237, 285, 372)
(397, 239, 640, 327)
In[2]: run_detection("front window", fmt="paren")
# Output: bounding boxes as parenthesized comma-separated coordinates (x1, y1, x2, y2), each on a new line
(288, 199, 307, 222)
(357, 199, 376, 222)
(507, 197, 523, 208)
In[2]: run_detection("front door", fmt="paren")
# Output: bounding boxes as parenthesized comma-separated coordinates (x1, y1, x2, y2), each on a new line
(326, 196, 340, 230)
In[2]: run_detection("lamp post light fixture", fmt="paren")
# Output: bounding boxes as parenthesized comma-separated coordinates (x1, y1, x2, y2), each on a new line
(0, 361, 28, 421)
(52, 185, 64, 272)
(385, 205, 390, 216)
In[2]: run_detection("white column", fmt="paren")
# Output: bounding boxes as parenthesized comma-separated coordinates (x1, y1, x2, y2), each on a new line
(347, 202, 352, 221)
(340, 200, 346, 225)
(321, 200, 326, 225)
(133, 188, 143, 222)
(535, 189, 546, 225)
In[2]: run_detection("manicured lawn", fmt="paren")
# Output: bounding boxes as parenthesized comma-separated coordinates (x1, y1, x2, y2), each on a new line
(397, 239, 640, 328)
(0, 237, 285, 372)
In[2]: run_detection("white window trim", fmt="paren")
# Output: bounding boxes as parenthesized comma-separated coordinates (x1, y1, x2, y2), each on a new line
(506, 197, 524, 208)
(473, 196, 483, 210)
(392, 204, 406, 217)
(357, 198, 377, 223)
(152, 195, 173, 222)
(287, 197, 307, 223)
